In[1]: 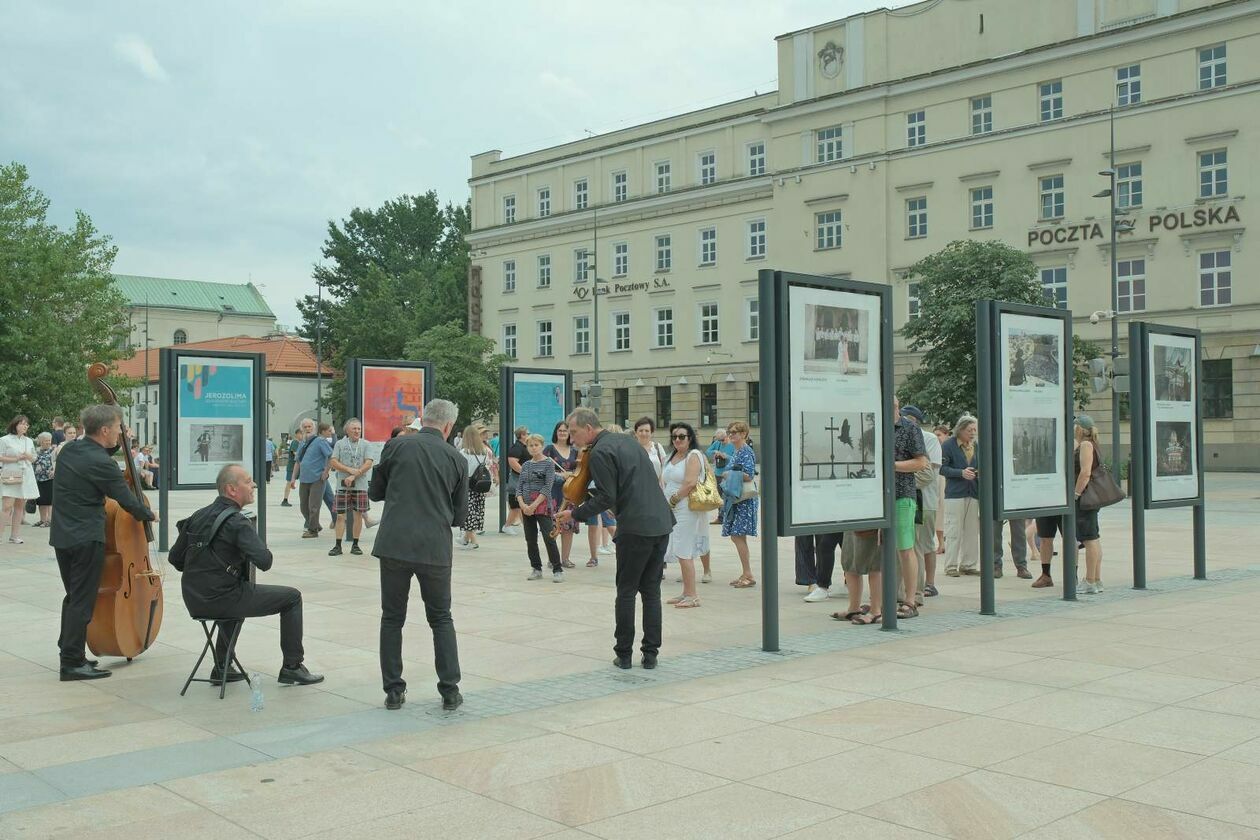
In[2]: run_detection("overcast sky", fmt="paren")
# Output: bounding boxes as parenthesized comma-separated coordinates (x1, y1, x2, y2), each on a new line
(2, 1, 910, 329)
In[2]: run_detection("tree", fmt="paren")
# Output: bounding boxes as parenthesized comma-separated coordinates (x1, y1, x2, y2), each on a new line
(0, 162, 135, 426)
(404, 322, 507, 430)
(898, 240, 1101, 424)
(297, 193, 470, 421)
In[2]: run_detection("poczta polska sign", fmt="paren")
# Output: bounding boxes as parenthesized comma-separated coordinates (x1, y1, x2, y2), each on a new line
(1027, 205, 1240, 247)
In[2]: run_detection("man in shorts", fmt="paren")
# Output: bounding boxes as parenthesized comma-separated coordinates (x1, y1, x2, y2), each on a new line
(900, 405, 940, 604)
(892, 397, 927, 618)
(833, 529, 882, 624)
(329, 418, 374, 556)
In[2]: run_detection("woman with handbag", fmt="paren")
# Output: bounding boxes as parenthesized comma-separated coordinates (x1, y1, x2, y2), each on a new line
(1, 415, 39, 543)
(32, 432, 56, 527)
(722, 421, 759, 588)
(1032, 414, 1109, 592)
(663, 423, 712, 608)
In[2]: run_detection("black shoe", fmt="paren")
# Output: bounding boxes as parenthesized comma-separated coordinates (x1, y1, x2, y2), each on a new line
(280, 500, 292, 507)
(442, 691, 463, 711)
(328, 544, 343, 556)
(60, 663, 111, 681)
(641, 655, 658, 670)
(350, 543, 363, 555)
(994, 566, 1004, 579)
(385, 689, 406, 710)
(613, 656, 632, 670)
(277, 664, 324, 685)
(210, 666, 247, 685)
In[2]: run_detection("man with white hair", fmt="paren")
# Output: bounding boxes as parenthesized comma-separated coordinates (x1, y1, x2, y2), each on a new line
(328, 417, 373, 556)
(369, 398, 469, 712)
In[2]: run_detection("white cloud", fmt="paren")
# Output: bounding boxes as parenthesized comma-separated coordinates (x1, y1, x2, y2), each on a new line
(113, 34, 168, 82)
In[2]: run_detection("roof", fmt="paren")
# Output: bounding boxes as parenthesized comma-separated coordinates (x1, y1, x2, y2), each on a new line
(113, 335, 335, 383)
(112, 274, 275, 318)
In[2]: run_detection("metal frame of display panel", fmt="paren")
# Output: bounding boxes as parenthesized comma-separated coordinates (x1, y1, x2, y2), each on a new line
(498, 366, 575, 533)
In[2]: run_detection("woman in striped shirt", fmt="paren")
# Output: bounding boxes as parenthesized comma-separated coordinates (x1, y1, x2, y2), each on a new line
(517, 434, 564, 582)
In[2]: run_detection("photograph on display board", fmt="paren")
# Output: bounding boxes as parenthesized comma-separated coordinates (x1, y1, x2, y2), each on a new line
(1155, 421, 1193, 477)
(1012, 417, 1057, 476)
(799, 412, 876, 481)
(802, 304, 869, 376)
(1006, 329, 1060, 389)
(1153, 344, 1192, 402)
(513, 373, 567, 437)
(190, 424, 244, 463)
(361, 366, 425, 442)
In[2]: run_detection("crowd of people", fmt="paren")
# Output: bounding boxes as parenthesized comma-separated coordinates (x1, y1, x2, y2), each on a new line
(1, 415, 80, 543)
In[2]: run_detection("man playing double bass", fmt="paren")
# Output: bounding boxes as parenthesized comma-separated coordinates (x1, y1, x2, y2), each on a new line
(50, 405, 157, 681)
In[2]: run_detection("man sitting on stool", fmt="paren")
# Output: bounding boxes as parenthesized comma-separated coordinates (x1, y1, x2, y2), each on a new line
(170, 464, 323, 686)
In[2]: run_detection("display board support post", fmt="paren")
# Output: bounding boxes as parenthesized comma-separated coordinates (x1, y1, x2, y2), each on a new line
(1061, 508, 1078, 601)
(1193, 504, 1207, 580)
(1129, 321, 1147, 590)
(879, 288, 899, 632)
(976, 301, 997, 616)
(498, 366, 510, 534)
(1192, 334, 1207, 581)
(158, 348, 172, 553)
(758, 269, 780, 651)
(251, 359, 267, 546)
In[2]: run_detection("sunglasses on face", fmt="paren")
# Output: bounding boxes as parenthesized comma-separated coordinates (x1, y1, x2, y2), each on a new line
(671, 433, 690, 440)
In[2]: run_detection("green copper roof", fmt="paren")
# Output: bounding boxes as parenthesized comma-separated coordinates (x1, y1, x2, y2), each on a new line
(112, 274, 275, 317)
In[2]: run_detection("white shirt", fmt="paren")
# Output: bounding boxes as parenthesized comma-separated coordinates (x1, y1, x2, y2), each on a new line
(919, 427, 943, 512)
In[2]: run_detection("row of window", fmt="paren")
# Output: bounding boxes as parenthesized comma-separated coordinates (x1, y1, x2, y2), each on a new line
(606, 382, 762, 431)
(501, 300, 761, 359)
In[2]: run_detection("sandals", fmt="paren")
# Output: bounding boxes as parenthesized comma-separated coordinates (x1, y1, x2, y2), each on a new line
(830, 604, 870, 622)
(674, 596, 701, 609)
(667, 594, 687, 605)
(561, 559, 576, 568)
(924, 584, 939, 597)
(850, 612, 881, 626)
(586, 558, 598, 568)
(730, 576, 757, 588)
(897, 601, 918, 619)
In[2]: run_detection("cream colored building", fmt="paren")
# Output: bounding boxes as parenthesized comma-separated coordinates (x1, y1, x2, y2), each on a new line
(468, 0, 1259, 468)
(114, 274, 277, 350)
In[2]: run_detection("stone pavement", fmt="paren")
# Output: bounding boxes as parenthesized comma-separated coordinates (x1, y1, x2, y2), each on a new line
(2, 474, 1259, 838)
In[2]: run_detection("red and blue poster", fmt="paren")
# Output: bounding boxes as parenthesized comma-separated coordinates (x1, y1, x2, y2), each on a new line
(361, 366, 425, 443)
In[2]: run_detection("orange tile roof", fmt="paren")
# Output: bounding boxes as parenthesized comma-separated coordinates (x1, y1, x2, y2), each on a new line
(112, 335, 336, 383)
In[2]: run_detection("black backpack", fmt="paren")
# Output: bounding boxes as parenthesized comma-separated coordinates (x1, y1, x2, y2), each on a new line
(469, 456, 493, 494)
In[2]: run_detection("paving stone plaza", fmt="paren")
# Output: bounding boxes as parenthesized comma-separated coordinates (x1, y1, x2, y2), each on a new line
(2, 475, 1260, 838)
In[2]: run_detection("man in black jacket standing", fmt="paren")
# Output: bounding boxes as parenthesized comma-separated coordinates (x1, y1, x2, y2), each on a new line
(555, 408, 675, 669)
(368, 398, 468, 711)
(49, 405, 157, 681)
(169, 464, 322, 686)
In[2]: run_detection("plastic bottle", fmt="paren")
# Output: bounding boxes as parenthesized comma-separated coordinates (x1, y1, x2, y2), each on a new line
(250, 673, 264, 712)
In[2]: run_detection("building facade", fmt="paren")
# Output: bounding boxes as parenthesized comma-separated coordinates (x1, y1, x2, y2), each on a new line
(468, 0, 1259, 468)
(114, 274, 277, 351)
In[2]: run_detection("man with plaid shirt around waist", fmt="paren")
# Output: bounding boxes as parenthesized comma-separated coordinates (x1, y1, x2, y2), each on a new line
(329, 418, 374, 556)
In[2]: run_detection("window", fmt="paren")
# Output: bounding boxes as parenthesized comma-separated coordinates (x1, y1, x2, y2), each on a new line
(574, 248, 589, 282)
(1116, 162, 1142, 209)
(906, 110, 926, 148)
(1039, 79, 1063, 122)
(536, 320, 553, 358)
(655, 234, 672, 271)
(700, 384, 718, 428)
(503, 195, 516, 224)
(574, 179, 588, 210)
(699, 302, 719, 345)
(172, 329, 188, 345)
(501, 323, 517, 359)
(747, 382, 760, 427)
(1203, 359, 1233, 419)
(815, 210, 843, 250)
(745, 297, 759, 341)
(613, 388, 630, 429)
(1116, 64, 1141, 106)
(816, 125, 843, 163)
(655, 308, 674, 348)
(747, 142, 766, 176)
(655, 386, 672, 429)
(613, 242, 628, 277)
(503, 259, 516, 293)
(537, 254, 551, 288)
(747, 218, 766, 259)
(656, 161, 671, 194)
(612, 171, 628, 203)
(613, 311, 631, 350)
(970, 95, 992, 135)
(1040, 267, 1068, 309)
(1199, 149, 1227, 198)
(1199, 44, 1226, 90)
(908, 282, 922, 320)
(970, 186, 994, 229)
(906, 197, 928, 239)
(537, 187, 551, 218)
(1117, 259, 1146, 313)
(699, 227, 717, 266)
(1039, 174, 1065, 220)
(699, 151, 716, 185)
(1199, 250, 1231, 307)
(573, 315, 590, 355)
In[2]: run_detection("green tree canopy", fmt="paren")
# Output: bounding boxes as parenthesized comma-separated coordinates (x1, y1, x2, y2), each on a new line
(404, 322, 507, 430)
(897, 239, 1101, 425)
(0, 162, 134, 427)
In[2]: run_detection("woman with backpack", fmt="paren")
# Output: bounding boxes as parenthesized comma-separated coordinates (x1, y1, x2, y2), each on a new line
(458, 423, 495, 549)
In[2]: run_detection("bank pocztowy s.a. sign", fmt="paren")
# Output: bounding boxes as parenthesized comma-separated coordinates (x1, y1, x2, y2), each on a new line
(572, 276, 672, 301)
(1027, 205, 1240, 247)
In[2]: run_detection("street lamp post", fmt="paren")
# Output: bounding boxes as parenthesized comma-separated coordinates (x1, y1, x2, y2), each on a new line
(588, 207, 606, 413)
(315, 279, 323, 425)
(1093, 105, 1122, 474)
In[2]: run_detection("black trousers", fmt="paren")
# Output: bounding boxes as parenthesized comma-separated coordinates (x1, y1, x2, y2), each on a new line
(189, 584, 305, 669)
(379, 557, 460, 698)
(55, 540, 106, 668)
(522, 513, 561, 571)
(613, 532, 668, 659)
(794, 532, 842, 589)
(298, 481, 322, 533)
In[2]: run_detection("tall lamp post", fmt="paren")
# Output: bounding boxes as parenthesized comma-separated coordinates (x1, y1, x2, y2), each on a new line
(589, 208, 605, 412)
(1092, 104, 1131, 473)
(314, 279, 323, 425)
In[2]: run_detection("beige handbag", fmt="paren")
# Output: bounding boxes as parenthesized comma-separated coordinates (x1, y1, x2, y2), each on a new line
(688, 458, 722, 512)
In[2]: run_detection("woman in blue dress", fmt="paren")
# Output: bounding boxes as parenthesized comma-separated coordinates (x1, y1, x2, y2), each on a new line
(722, 421, 758, 588)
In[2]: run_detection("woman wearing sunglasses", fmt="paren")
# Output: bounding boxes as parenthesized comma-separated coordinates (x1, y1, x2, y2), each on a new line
(662, 423, 709, 608)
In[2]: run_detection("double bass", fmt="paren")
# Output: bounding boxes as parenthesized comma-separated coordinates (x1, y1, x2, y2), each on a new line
(86, 363, 164, 660)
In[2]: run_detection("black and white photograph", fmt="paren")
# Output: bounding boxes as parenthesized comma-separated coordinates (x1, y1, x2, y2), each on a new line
(802, 304, 869, 376)
(1155, 421, 1193, 477)
(189, 424, 244, 463)
(1012, 417, 1057, 476)
(799, 412, 876, 481)
(1153, 344, 1192, 402)
(1007, 328, 1060, 388)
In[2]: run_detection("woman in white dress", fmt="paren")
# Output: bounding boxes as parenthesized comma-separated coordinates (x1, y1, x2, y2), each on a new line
(1, 415, 40, 544)
(663, 422, 709, 608)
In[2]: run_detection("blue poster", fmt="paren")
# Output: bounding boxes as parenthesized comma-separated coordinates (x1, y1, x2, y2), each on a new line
(513, 374, 566, 439)
(180, 363, 252, 418)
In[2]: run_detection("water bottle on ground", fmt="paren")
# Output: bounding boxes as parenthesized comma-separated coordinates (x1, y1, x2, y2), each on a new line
(250, 673, 264, 712)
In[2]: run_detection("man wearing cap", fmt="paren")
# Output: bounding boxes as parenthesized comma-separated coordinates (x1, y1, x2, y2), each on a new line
(900, 404, 940, 606)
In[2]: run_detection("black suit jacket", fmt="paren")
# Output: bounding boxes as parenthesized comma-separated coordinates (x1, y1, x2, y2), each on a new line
(368, 427, 469, 567)
(170, 496, 274, 611)
(572, 431, 675, 537)
(49, 438, 153, 550)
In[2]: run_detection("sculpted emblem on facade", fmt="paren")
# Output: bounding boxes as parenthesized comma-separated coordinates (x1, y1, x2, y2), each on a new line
(818, 41, 844, 79)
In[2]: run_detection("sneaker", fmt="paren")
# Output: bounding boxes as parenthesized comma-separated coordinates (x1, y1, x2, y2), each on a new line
(527, 568, 543, 580)
(301, 531, 318, 539)
(1080, 581, 1097, 594)
(350, 543, 362, 555)
(1094, 580, 1105, 593)
(994, 566, 1004, 579)
(1016, 567, 1033, 580)
(328, 544, 343, 556)
(701, 571, 712, 584)
(598, 545, 613, 555)
(945, 569, 960, 577)
(280, 500, 293, 507)
(552, 571, 564, 583)
(803, 587, 830, 603)
(502, 526, 521, 536)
